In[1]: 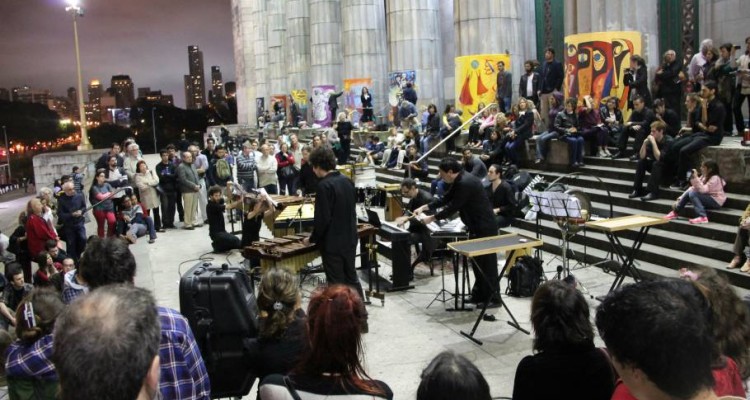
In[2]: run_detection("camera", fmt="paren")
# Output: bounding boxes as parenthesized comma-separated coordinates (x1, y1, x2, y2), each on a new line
(735, 45, 742, 50)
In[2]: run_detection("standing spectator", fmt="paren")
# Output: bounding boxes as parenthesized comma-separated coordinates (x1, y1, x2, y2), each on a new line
(612, 96, 656, 160)
(71, 166, 85, 195)
(176, 151, 201, 230)
(289, 135, 303, 190)
(177, 133, 190, 153)
(0, 264, 32, 331)
(417, 351, 491, 400)
(201, 137, 216, 160)
(90, 169, 116, 237)
(190, 145, 210, 225)
(327, 90, 343, 124)
(296, 146, 318, 196)
(236, 141, 257, 193)
(665, 158, 726, 224)
(207, 145, 233, 188)
(538, 47, 564, 130)
(104, 155, 128, 210)
(155, 149, 178, 229)
(632, 121, 673, 201)
(257, 144, 279, 195)
(95, 142, 124, 171)
(504, 98, 534, 166)
(654, 49, 684, 121)
(709, 43, 738, 134)
(513, 280, 615, 400)
(728, 203, 750, 272)
(496, 61, 513, 113)
(122, 143, 143, 184)
(624, 55, 652, 108)
(276, 143, 296, 195)
(334, 112, 354, 165)
(688, 38, 714, 92)
(134, 160, 162, 232)
(734, 36, 750, 134)
(519, 60, 540, 107)
(56, 182, 86, 261)
(360, 87, 374, 124)
(402, 82, 418, 105)
(259, 285, 393, 399)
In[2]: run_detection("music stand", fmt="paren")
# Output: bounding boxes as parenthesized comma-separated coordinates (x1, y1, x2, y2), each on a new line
(426, 219, 469, 311)
(528, 191, 585, 279)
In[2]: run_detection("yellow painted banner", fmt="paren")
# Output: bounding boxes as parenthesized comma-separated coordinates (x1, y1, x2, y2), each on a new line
(563, 31, 642, 117)
(454, 54, 511, 121)
(291, 89, 308, 106)
(343, 78, 372, 124)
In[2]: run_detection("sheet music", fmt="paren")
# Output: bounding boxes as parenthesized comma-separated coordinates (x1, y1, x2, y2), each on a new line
(528, 191, 583, 218)
(381, 221, 408, 233)
(427, 218, 466, 233)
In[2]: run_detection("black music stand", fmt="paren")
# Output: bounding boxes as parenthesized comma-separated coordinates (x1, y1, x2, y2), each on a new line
(449, 234, 541, 345)
(528, 191, 585, 279)
(427, 220, 470, 311)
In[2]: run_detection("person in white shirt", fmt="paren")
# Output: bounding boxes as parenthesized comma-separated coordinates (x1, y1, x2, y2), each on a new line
(190, 145, 210, 224)
(257, 144, 279, 194)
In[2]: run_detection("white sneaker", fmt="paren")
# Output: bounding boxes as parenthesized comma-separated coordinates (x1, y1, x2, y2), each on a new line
(597, 150, 607, 158)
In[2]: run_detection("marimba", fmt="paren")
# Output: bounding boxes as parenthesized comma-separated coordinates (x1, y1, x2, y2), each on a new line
(243, 223, 377, 272)
(272, 203, 315, 237)
(260, 194, 307, 236)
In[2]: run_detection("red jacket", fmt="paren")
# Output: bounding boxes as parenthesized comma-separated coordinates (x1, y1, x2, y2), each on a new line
(25, 214, 57, 258)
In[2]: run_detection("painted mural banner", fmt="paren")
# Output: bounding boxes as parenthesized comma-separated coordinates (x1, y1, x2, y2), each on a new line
(291, 89, 308, 124)
(343, 78, 372, 125)
(312, 85, 336, 127)
(388, 70, 416, 107)
(454, 54, 511, 121)
(563, 31, 642, 118)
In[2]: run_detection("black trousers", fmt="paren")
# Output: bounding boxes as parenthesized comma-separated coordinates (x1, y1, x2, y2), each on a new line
(734, 85, 750, 132)
(633, 158, 666, 196)
(322, 247, 365, 301)
(160, 191, 177, 228)
(210, 232, 241, 253)
(617, 125, 648, 155)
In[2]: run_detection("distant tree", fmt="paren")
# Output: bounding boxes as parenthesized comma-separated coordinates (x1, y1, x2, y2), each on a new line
(0, 100, 64, 144)
(88, 123, 133, 149)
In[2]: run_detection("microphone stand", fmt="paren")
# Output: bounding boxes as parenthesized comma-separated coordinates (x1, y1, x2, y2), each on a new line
(286, 194, 310, 233)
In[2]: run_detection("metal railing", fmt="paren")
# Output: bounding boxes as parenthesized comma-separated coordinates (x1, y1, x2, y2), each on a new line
(408, 102, 497, 177)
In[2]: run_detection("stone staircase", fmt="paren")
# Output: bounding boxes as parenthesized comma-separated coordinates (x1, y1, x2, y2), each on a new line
(348, 139, 750, 290)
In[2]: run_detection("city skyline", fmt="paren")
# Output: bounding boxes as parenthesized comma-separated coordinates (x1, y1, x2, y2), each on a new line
(0, 0, 235, 109)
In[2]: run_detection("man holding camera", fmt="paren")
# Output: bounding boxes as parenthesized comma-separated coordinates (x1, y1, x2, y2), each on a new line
(629, 121, 673, 201)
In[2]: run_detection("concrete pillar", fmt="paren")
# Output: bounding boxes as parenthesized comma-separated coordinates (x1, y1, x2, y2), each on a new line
(286, 0, 311, 94)
(310, 0, 343, 88)
(267, 0, 287, 96)
(341, 0, 389, 118)
(386, 0, 444, 109)
(439, 0, 456, 104)
(230, 0, 255, 124)
(251, 0, 269, 113)
(453, 0, 534, 104)
(565, 0, 659, 68)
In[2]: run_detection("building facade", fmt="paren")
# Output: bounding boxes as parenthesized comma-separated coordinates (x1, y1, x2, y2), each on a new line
(185, 45, 207, 109)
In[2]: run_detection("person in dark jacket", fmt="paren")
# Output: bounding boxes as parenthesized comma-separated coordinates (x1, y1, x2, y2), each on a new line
(360, 87, 374, 124)
(624, 55, 652, 108)
(538, 48, 564, 130)
(612, 96, 656, 160)
(296, 147, 318, 196)
(462, 148, 487, 179)
(519, 60, 541, 107)
(504, 98, 534, 166)
(395, 179, 436, 274)
(95, 143, 124, 171)
(56, 182, 86, 261)
(654, 49, 684, 121)
(334, 112, 354, 165)
(402, 82, 418, 105)
(496, 61, 513, 113)
(155, 149, 178, 229)
(327, 90, 343, 125)
(485, 165, 517, 229)
(654, 98, 681, 137)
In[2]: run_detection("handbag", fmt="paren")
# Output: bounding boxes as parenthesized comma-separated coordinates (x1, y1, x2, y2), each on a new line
(279, 165, 297, 179)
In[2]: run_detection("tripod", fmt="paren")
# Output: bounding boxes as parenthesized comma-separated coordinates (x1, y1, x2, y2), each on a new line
(426, 248, 455, 309)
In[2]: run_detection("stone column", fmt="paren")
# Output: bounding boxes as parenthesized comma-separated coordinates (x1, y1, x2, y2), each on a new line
(439, 0, 456, 104)
(267, 0, 287, 96)
(286, 0, 311, 95)
(386, 0, 443, 109)
(230, 0, 255, 125)
(341, 0, 389, 118)
(453, 0, 534, 104)
(251, 0, 269, 116)
(310, 0, 343, 88)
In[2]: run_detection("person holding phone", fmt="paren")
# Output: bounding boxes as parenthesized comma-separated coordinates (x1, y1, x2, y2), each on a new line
(664, 159, 726, 224)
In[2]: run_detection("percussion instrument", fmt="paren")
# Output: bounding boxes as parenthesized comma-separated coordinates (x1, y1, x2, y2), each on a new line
(376, 184, 404, 222)
(259, 194, 307, 236)
(271, 203, 315, 237)
(243, 223, 377, 272)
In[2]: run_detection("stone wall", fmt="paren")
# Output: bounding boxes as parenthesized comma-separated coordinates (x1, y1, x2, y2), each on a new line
(32, 150, 101, 195)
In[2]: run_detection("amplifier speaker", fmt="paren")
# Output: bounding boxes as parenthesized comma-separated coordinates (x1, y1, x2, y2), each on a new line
(179, 261, 259, 398)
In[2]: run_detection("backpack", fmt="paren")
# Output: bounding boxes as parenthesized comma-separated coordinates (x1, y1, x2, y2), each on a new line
(506, 256, 544, 297)
(216, 158, 231, 180)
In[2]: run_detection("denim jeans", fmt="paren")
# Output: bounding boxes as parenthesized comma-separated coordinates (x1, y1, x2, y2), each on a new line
(676, 190, 721, 217)
(563, 135, 585, 164)
(535, 131, 559, 160)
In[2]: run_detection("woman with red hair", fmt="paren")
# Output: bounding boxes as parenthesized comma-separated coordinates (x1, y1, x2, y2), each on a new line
(259, 284, 392, 399)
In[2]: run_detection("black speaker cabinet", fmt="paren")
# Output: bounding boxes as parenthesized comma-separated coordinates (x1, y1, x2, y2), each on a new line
(179, 262, 259, 398)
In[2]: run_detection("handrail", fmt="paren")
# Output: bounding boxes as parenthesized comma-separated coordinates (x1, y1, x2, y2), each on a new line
(415, 102, 497, 164)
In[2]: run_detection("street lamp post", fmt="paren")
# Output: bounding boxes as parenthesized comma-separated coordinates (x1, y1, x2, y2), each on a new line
(66, 0, 92, 150)
(151, 107, 158, 154)
(2, 126, 10, 184)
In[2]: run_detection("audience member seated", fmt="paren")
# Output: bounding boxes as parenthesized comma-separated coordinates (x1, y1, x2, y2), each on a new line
(395, 179, 436, 275)
(49, 257, 75, 294)
(654, 98, 681, 136)
(475, 105, 498, 147)
(504, 98, 534, 166)
(53, 285, 162, 400)
(596, 279, 741, 400)
(468, 102, 487, 147)
(244, 267, 308, 383)
(363, 135, 385, 166)
(119, 195, 157, 244)
(534, 91, 565, 164)
(421, 104, 440, 154)
(629, 121, 673, 201)
(0, 264, 32, 331)
(259, 285, 393, 400)
(611, 96, 656, 160)
(5, 288, 64, 399)
(403, 145, 429, 181)
(663, 93, 705, 188)
(44, 240, 66, 270)
(600, 96, 624, 149)
(480, 122, 506, 167)
(206, 185, 242, 253)
(727, 202, 750, 272)
(61, 264, 87, 305)
(8, 211, 31, 282)
(665, 158, 726, 224)
(381, 127, 405, 169)
(441, 105, 462, 153)
(485, 164, 517, 229)
(77, 237, 210, 399)
(512, 280, 615, 400)
(33, 251, 57, 288)
(462, 148, 487, 179)
(578, 95, 609, 157)
(417, 351, 491, 400)
(556, 98, 584, 167)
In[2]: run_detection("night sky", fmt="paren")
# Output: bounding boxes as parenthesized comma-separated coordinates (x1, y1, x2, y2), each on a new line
(0, 0, 235, 109)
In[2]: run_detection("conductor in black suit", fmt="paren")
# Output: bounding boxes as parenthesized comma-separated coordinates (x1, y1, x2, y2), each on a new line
(414, 158, 499, 305)
(302, 147, 364, 300)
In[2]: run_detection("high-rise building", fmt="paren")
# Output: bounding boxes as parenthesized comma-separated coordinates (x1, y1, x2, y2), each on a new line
(12, 86, 51, 104)
(145, 90, 174, 107)
(185, 45, 206, 109)
(88, 80, 103, 123)
(101, 90, 117, 124)
(211, 66, 224, 104)
(111, 75, 135, 108)
(48, 97, 73, 119)
(224, 81, 236, 99)
(0, 88, 10, 102)
(67, 87, 78, 120)
(137, 87, 151, 100)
